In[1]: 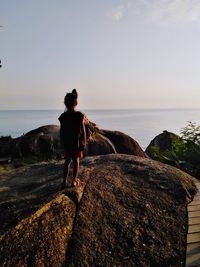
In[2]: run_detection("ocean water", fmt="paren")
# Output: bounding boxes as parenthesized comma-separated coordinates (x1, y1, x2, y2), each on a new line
(0, 109, 200, 149)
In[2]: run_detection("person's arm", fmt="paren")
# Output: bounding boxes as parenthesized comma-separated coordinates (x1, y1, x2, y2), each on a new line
(60, 125, 64, 144)
(81, 115, 86, 148)
(58, 115, 64, 146)
(83, 114, 89, 125)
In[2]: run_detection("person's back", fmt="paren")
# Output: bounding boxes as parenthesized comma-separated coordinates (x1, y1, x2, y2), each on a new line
(59, 110, 84, 153)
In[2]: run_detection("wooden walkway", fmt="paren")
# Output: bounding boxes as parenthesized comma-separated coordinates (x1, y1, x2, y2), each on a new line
(186, 182, 200, 267)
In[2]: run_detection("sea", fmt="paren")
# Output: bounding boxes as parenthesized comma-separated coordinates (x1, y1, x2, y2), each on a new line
(0, 109, 200, 150)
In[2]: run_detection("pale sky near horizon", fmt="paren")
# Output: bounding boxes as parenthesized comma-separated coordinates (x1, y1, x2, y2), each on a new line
(1, 0, 200, 110)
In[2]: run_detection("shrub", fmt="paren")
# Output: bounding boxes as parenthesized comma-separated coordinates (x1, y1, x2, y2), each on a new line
(180, 121, 200, 145)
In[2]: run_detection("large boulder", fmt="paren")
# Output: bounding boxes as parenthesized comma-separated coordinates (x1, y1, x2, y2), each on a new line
(146, 131, 200, 179)
(25, 125, 60, 137)
(145, 130, 183, 158)
(101, 129, 146, 157)
(84, 132, 116, 156)
(0, 124, 146, 159)
(0, 154, 197, 266)
(5, 125, 61, 158)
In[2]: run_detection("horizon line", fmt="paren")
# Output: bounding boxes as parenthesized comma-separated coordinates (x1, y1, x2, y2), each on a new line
(0, 107, 200, 111)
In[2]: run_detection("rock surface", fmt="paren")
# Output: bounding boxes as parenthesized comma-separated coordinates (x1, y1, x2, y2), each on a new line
(0, 194, 76, 267)
(101, 129, 146, 157)
(0, 154, 197, 266)
(84, 132, 117, 156)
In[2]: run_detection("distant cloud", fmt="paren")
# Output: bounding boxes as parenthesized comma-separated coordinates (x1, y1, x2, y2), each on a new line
(107, 1, 200, 25)
(107, 5, 126, 22)
(150, 0, 200, 24)
(137, 0, 200, 25)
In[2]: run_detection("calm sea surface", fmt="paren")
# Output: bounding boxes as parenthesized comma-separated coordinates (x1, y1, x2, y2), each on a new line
(0, 109, 200, 149)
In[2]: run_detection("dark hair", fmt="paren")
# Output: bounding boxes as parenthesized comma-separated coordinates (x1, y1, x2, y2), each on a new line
(64, 89, 78, 109)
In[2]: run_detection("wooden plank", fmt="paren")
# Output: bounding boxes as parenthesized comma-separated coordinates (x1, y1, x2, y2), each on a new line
(188, 225, 200, 234)
(189, 202, 200, 207)
(186, 252, 200, 266)
(188, 206, 200, 212)
(189, 211, 200, 218)
(187, 232, 200, 243)
(189, 217, 200, 225)
(186, 183, 200, 266)
(187, 242, 200, 255)
(193, 196, 200, 201)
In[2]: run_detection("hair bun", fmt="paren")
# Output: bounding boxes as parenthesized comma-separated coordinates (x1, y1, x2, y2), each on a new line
(72, 89, 78, 97)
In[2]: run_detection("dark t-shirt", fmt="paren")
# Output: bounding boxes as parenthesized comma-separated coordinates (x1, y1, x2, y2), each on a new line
(58, 110, 84, 153)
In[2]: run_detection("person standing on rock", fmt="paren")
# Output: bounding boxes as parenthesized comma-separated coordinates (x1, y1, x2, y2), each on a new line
(58, 89, 86, 188)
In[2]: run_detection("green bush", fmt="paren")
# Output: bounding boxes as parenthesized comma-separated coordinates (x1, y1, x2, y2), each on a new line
(150, 135, 186, 169)
(180, 121, 200, 145)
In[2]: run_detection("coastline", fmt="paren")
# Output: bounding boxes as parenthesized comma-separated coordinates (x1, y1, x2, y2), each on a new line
(1, 108, 200, 149)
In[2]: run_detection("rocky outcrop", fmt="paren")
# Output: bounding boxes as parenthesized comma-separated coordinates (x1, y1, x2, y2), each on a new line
(0, 124, 146, 158)
(25, 125, 60, 137)
(101, 129, 146, 157)
(0, 154, 197, 266)
(84, 132, 117, 156)
(11, 125, 61, 157)
(145, 131, 200, 179)
(145, 130, 183, 158)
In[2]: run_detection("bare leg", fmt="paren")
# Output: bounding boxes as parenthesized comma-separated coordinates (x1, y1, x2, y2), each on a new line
(72, 157, 80, 186)
(62, 156, 71, 188)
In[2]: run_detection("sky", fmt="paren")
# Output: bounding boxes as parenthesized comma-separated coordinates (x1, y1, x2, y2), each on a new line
(1, 0, 200, 110)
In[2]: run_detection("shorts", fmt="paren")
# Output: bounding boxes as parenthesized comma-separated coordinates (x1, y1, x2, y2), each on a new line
(64, 151, 83, 159)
